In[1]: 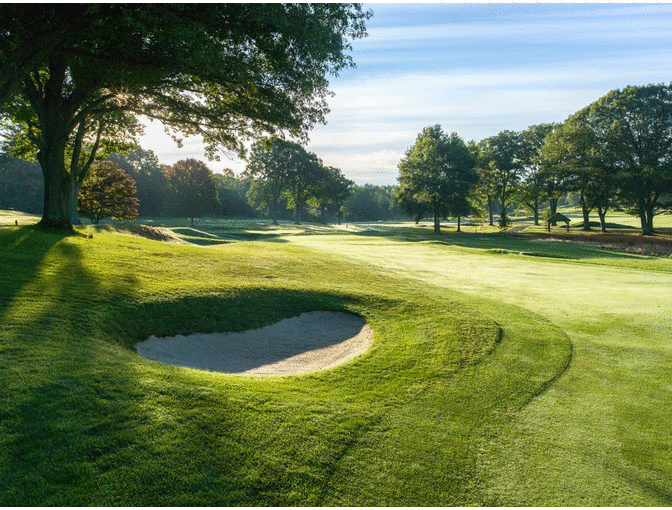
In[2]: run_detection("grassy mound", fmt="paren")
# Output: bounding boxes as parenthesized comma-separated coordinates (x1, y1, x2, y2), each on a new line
(0, 225, 569, 505)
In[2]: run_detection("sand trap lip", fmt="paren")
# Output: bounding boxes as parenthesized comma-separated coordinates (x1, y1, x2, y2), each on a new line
(135, 311, 373, 376)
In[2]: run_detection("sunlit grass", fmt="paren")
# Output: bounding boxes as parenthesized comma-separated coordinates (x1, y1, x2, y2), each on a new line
(2, 210, 671, 505)
(284, 223, 672, 506)
(0, 222, 570, 505)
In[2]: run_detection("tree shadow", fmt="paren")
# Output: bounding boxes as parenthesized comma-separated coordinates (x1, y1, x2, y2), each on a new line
(0, 238, 154, 505)
(0, 226, 70, 320)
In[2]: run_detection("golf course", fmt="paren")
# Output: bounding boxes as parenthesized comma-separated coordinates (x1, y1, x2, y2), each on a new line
(1, 210, 671, 506)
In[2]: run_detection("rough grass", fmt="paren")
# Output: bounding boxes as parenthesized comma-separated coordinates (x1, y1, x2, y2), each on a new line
(0, 223, 569, 506)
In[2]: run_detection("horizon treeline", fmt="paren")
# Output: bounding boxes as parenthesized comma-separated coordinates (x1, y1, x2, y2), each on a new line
(3, 83, 671, 231)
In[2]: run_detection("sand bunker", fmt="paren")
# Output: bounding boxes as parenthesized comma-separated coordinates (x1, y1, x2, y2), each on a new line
(135, 311, 373, 375)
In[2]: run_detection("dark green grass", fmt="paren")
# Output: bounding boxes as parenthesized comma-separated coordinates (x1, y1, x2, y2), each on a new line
(0, 225, 569, 505)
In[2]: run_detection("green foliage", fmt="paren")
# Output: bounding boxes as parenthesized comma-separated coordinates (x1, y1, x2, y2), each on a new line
(0, 153, 43, 213)
(476, 130, 524, 227)
(398, 125, 477, 233)
(213, 171, 255, 218)
(308, 166, 355, 224)
(164, 159, 220, 225)
(517, 123, 557, 225)
(107, 149, 169, 218)
(77, 161, 139, 224)
(0, 4, 371, 228)
(343, 184, 403, 222)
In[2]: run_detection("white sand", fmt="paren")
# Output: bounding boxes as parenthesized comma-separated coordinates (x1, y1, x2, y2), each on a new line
(135, 311, 373, 375)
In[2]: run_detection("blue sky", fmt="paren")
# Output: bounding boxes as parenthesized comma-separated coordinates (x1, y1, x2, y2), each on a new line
(140, 3, 672, 185)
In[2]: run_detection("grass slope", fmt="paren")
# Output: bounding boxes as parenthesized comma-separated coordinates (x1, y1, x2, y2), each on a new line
(0, 225, 569, 506)
(286, 225, 672, 506)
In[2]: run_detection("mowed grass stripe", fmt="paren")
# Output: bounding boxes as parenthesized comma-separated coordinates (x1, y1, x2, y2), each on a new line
(0, 225, 568, 505)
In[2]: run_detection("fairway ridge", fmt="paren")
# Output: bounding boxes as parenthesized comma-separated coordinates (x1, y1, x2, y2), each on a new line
(135, 311, 373, 375)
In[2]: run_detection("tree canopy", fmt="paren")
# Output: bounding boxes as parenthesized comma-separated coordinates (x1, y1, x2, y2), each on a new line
(398, 125, 476, 233)
(476, 130, 524, 227)
(165, 159, 220, 227)
(78, 161, 139, 224)
(0, 4, 370, 229)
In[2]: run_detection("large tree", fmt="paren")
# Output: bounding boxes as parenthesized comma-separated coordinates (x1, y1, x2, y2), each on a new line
(0, 4, 370, 229)
(591, 84, 672, 235)
(214, 169, 256, 218)
(310, 166, 355, 225)
(165, 159, 220, 227)
(78, 161, 139, 224)
(469, 140, 498, 226)
(398, 125, 477, 234)
(518, 123, 557, 226)
(478, 130, 524, 228)
(283, 149, 324, 224)
(244, 140, 297, 225)
(541, 118, 616, 232)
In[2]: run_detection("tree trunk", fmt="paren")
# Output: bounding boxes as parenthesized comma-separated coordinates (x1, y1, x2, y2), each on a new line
(638, 201, 654, 235)
(190, 216, 195, 227)
(456, 216, 461, 232)
(487, 196, 494, 226)
(433, 210, 440, 234)
(33, 57, 75, 229)
(581, 205, 591, 231)
(68, 178, 83, 225)
(270, 198, 279, 225)
(294, 202, 301, 224)
(533, 199, 540, 226)
(597, 206, 607, 233)
(40, 160, 73, 230)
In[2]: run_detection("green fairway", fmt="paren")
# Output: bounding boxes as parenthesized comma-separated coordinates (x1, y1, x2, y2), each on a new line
(1, 215, 670, 505)
(286, 225, 672, 505)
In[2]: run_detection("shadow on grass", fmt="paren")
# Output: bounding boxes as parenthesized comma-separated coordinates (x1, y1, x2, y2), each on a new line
(112, 287, 357, 350)
(0, 237, 151, 505)
(0, 247, 366, 505)
(0, 226, 73, 319)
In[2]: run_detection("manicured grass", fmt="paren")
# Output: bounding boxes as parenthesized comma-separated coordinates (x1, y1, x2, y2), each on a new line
(286, 224, 672, 505)
(0, 223, 569, 506)
(2, 211, 671, 505)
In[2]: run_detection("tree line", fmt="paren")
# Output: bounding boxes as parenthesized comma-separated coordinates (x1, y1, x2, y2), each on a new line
(0, 140, 408, 225)
(398, 83, 672, 235)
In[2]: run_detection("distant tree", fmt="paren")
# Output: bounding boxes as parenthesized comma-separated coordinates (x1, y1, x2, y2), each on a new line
(518, 123, 557, 225)
(108, 148, 169, 217)
(541, 119, 615, 231)
(165, 159, 220, 227)
(244, 140, 296, 225)
(283, 149, 324, 224)
(0, 126, 43, 213)
(77, 161, 138, 224)
(478, 130, 524, 227)
(590, 84, 672, 235)
(309, 166, 354, 224)
(469, 140, 498, 226)
(213, 170, 255, 218)
(327, 167, 355, 225)
(344, 184, 402, 222)
(0, 4, 370, 229)
(398, 125, 476, 233)
(0, 154, 43, 213)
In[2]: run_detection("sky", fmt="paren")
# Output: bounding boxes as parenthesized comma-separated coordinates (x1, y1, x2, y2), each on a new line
(139, 2, 672, 186)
